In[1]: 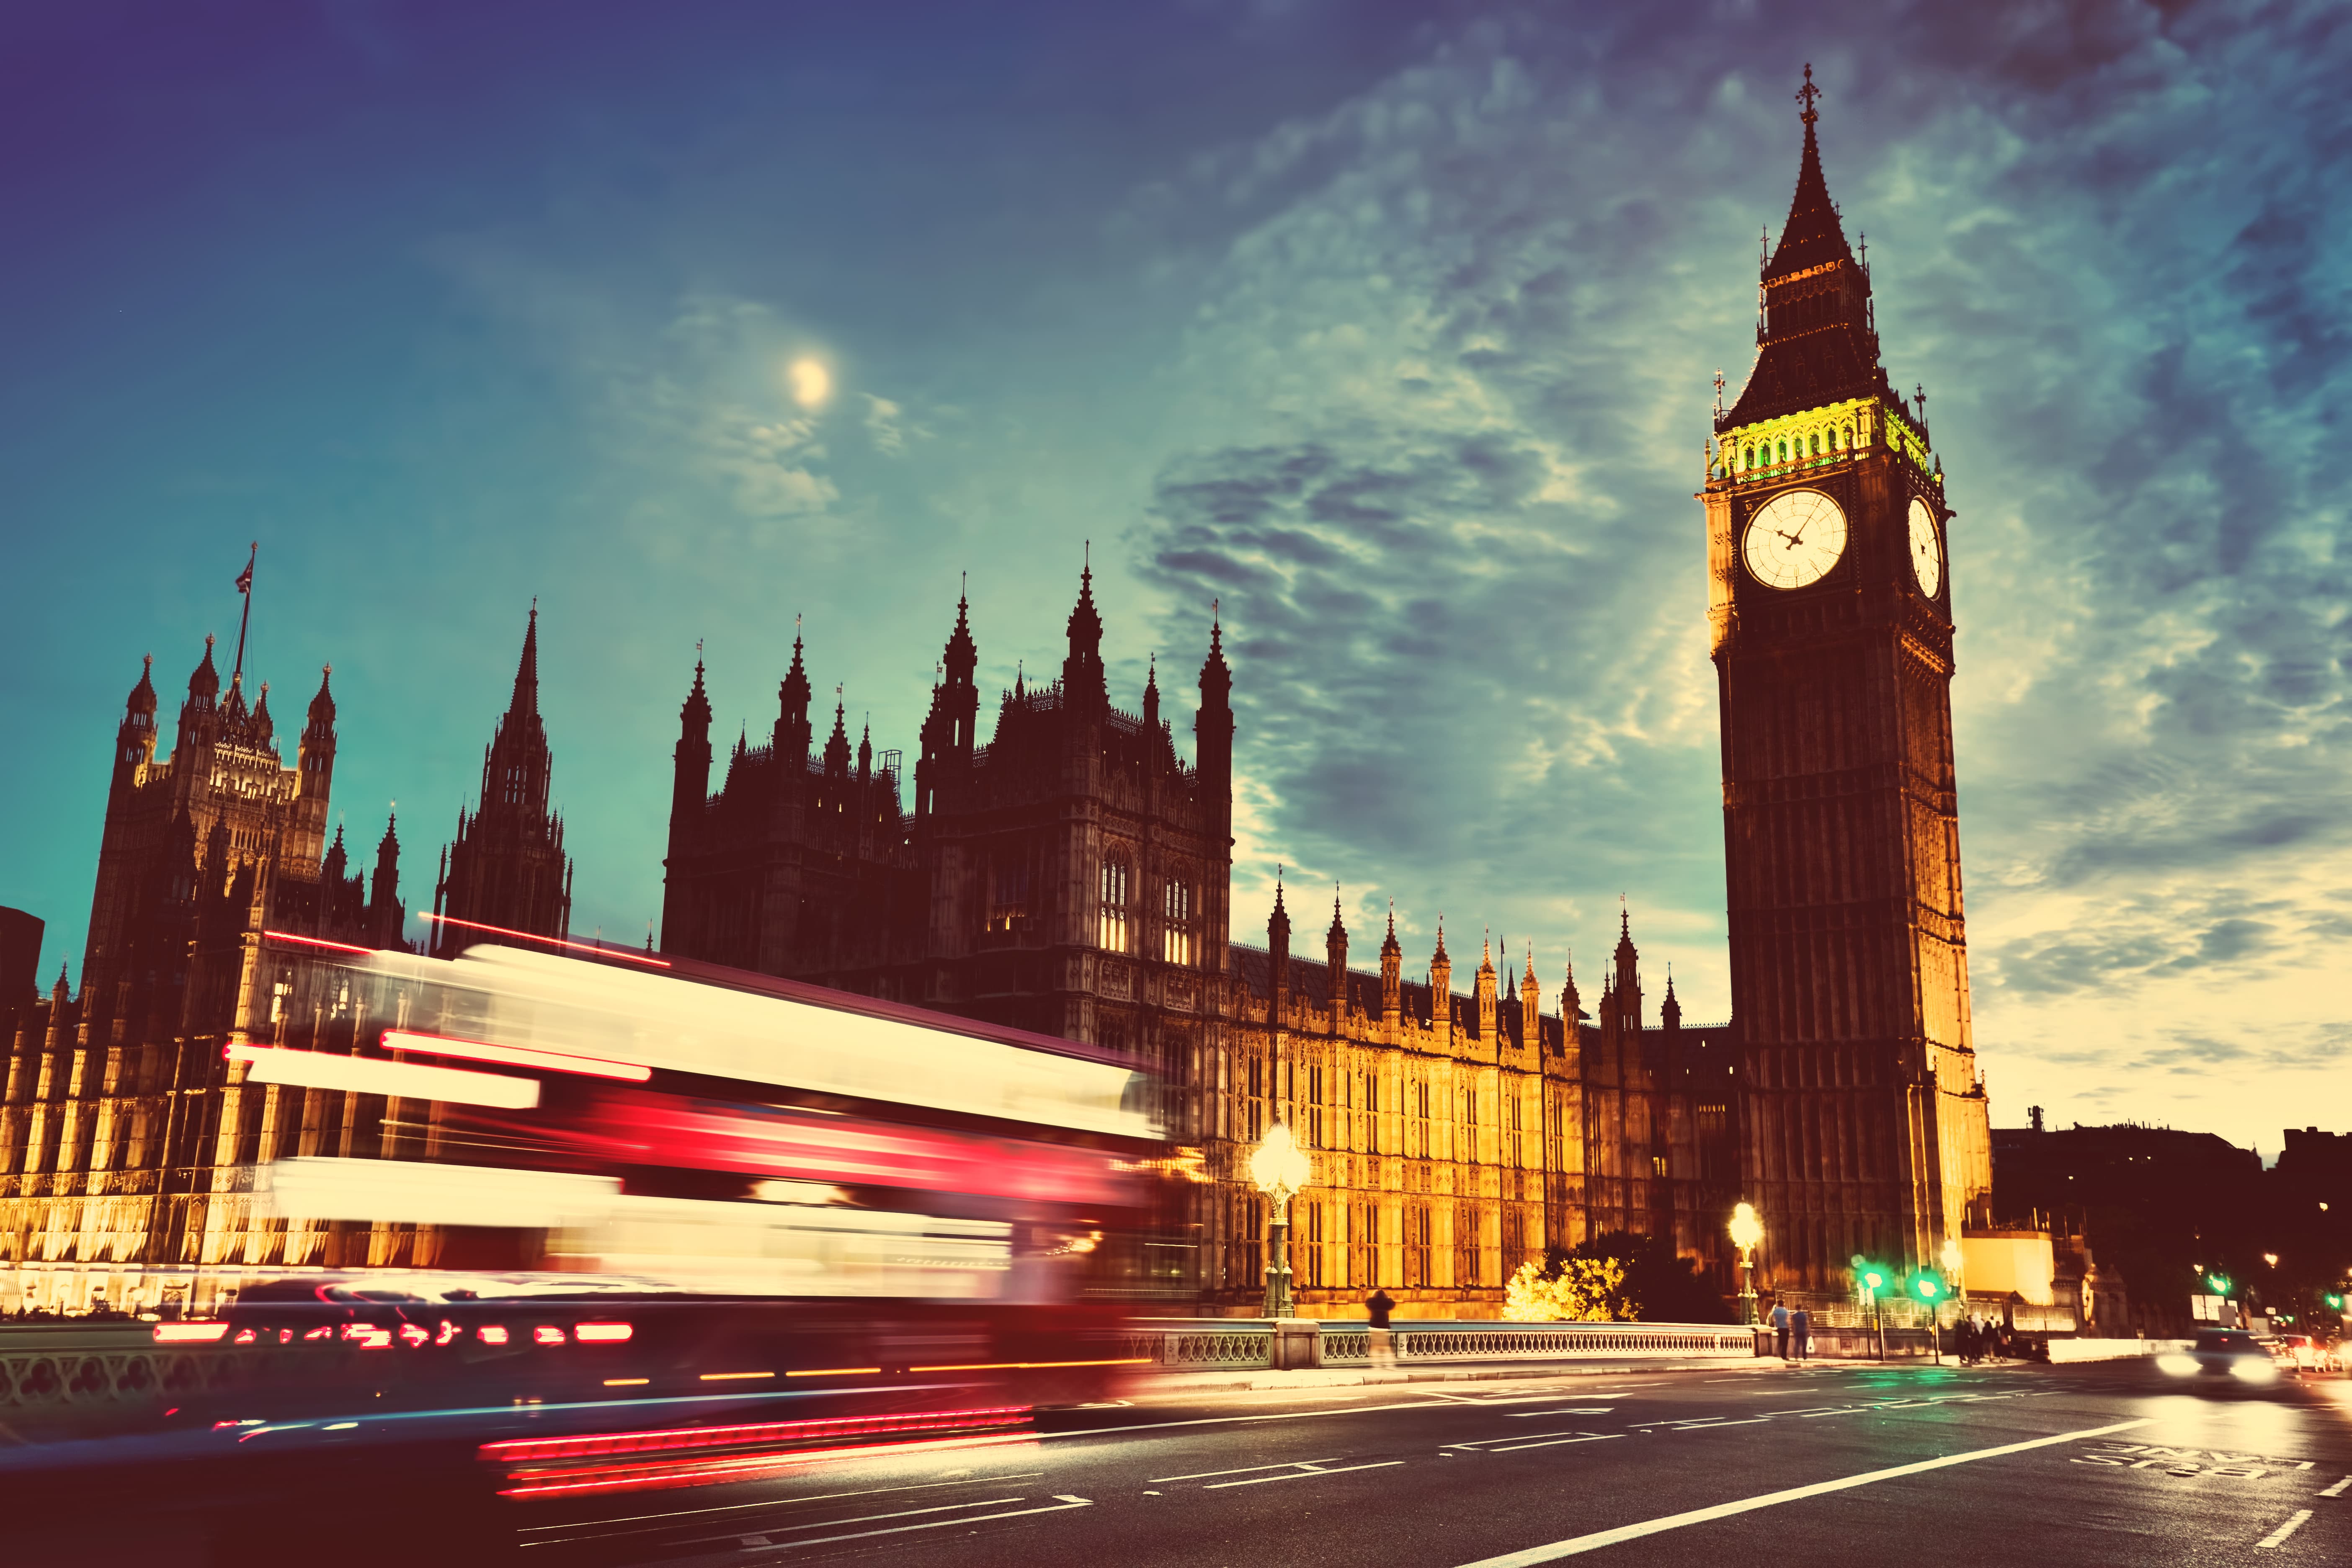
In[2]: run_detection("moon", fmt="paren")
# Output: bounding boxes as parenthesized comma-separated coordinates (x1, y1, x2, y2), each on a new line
(787, 357, 832, 409)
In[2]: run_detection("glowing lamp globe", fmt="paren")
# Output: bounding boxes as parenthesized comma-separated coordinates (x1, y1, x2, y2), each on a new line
(1249, 1122, 1310, 1206)
(1728, 1202, 1763, 1252)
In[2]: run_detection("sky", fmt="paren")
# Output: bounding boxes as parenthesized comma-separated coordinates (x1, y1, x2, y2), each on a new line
(0, 0, 2346, 1157)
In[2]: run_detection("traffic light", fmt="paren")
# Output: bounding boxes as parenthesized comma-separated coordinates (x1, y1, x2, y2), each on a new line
(2326, 1293, 2344, 1311)
(1856, 1263, 1889, 1298)
(2206, 1273, 2232, 1297)
(1910, 1271, 1947, 1304)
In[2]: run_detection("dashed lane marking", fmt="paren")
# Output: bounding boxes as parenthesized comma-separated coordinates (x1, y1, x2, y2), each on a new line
(2258, 1511, 2313, 1549)
(740, 1496, 1093, 1555)
(1509, 1408, 1615, 1418)
(2319, 1475, 2350, 1498)
(1449, 1417, 2153, 1566)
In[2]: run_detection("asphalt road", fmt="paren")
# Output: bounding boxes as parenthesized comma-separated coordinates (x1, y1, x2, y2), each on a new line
(508, 1359, 2352, 1566)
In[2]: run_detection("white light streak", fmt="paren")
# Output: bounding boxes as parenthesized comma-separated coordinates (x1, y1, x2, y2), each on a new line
(230, 1044, 541, 1109)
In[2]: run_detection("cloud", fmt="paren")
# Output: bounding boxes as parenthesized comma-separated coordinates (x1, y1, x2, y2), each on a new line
(1119, 2, 2352, 1149)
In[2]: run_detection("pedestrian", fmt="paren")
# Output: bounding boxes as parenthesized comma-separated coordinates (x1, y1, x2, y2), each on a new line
(1792, 1306, 1811, 1362)
(1957, 1315, 1980, 1365)
(1366, 1287, 1396, 1369)
(1770, 1299, 1791, 1360)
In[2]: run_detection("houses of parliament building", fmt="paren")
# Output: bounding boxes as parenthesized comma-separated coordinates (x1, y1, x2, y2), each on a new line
(3, 84, 1991, 1318)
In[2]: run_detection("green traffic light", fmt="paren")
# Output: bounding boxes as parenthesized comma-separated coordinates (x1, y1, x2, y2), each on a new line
(1913, 1274, 1944, 1302)
(2206, 1274, 2231, 1296)
(2327, 1294, 2344, 1310)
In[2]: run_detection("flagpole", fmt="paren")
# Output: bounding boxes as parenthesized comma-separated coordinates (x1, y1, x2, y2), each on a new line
(231, 541, 257, 683)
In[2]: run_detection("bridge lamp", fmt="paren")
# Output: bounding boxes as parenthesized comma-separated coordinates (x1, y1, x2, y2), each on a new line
(1250, 1122, 1311, 1320)
(1728, 1203, 1764, 1325)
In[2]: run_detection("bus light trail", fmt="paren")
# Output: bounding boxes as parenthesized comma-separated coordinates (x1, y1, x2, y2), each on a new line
(418, 911, 671, 967)
(227, 1044, 541, 1109)
(382, 1028, 651, 1082)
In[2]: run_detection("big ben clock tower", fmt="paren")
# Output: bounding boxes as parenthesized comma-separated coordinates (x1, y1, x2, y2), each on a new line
(1705, 69, 1992, 1296)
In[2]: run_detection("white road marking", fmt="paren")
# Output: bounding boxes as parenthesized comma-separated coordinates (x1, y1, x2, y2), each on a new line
(1509, 1408, 1615, 1418)
(1488, 1435, 1626, 1454)
(745, 1496, 1092, 1553)
(1206, 1460, 1406, 1489)
(1151, 1457, 1343, 1483)
(1047, 1400, 1451, 1441)
(513, 1472, 1046, 1542)
(2258, 1510, 2313, 1549)
(1449, 1431, 1618, 1450)
(2318, 1474, 2351, 1498)
(1449, 1417, 2153, 1566)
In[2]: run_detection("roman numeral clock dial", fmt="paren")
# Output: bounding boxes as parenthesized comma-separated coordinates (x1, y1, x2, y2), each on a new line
(1908, 495, 1943, 597)
(1741, 487, 1847, 589)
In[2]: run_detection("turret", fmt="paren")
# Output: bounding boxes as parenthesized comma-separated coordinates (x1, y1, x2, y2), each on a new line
(1475, 930, 1498, 1041)
(177, 634, 222, 751)
(1267, 870, 1290, 1020)
(1062, 551, 1107, 717)
(671, 654, 713, 839)
(1430, 919, 1452, 1046)
(323, 824, 348, 884)
(1196, 606, 1233, 829)
(1325, 889, 1348, 1019)
(1661, 965, 1682, 1034)
(917, 590, 980, 820)
(298, 665, 336, 801)
(1142, 653, 1161, 738)
(822, 698, 852, 778)
(116, 655, 159, 781)
(776, 629, 814, 764)
(857, 717, 872, 784)
(1379, 901, 1403, 1035)
(369, 813, 402, 939)
(1560, 953, 1581, 1058)
(1520, 946, 1541, 1050)
(1612, 905, 1641, 1031)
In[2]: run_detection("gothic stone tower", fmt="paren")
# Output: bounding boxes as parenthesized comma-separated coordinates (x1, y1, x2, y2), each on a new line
(434, 604, 573, 955)
(1703, 72, 1992, 1295)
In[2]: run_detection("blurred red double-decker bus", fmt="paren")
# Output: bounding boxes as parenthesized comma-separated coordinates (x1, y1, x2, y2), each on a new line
(215, 936, 1178, 1426)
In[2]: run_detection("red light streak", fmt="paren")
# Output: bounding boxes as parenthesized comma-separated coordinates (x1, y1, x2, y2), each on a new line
(419, 911, 671, 968)
(534, 1326, 567, 1346)
(262, 929, 376, 955)
(480, 1406, 1035, 1497)
(152, 1322, 230, 1343)
(231, 1328, 256, 1344)
(573, 1323, 633, 1343)
(784, 1366, 884, 1377)
(381, 1028, 650, 1082)
(398, 1323, 431, 1347)
(908, 1357, 1151, 1372)
(697, 1370, 771, 1381)
(478, 1325, 510, 1346)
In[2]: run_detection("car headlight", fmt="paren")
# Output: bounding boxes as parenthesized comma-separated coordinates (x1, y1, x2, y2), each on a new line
(2230, 1358, 2280, 1383)
(2156, 1353, 2200, 1376)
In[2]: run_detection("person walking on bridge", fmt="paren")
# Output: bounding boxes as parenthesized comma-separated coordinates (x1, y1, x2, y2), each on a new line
(1366, 1288, 1396, 1368)
(1770, 1300, 1791, 1360)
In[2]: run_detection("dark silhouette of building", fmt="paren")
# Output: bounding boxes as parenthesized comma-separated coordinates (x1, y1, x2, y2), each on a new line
(433, 604, 573, 955)
(1703, 68, 1992, 1297)
(0, 907, 39, 1034)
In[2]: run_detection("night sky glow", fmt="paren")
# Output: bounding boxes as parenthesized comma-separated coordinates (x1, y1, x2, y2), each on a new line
(1, 2, 2346, 1154)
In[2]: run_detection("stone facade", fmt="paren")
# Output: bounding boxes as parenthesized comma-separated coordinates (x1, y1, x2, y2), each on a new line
(660, 568, 1738, 1315)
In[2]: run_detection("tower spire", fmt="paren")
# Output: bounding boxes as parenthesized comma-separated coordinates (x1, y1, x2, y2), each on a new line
(509, 599, 541, 719)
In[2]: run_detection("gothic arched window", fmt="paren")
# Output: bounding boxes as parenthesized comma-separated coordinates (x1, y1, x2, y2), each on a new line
(1810, 432, 1821, 456)
(1098, 853, 1131, 954)
(1777, 438, 1788, 463)
(1162, 877, 1194, 966)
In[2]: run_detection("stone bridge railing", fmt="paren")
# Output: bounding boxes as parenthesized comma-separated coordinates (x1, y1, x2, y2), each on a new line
(0, 1324, 256, 1434)
(1122, 1318, 1759, 1372)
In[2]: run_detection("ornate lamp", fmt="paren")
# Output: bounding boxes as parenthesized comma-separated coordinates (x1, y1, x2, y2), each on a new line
(1251, 1122, 1312, 1319)
(1729, 1202, 1764, 1325)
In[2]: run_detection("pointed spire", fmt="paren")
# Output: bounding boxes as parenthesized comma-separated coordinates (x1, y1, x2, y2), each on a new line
(943, 576, 978, 683)
(1433, 913, 1448, 963)
(1063, 547, 1106, 711)
(822, 691, 852, 776)
(127, 654, 157, 717)
(188, 634, 220, 705)
(1381, 897, 1402, 959)
(1524, 943, 1536, 983)
(305, 663, 334, 735)
(682, 646, 712, 731)
(508, 600, 541, 720)
(1327, 885, 1346, 945)
(1142, 651, 1161, 732)
(324, 823, 348, 880)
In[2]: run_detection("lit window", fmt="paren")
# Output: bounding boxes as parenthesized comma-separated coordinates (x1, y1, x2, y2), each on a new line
(1099, 856, 1130, 954)
(1162, 878, 1193, 966)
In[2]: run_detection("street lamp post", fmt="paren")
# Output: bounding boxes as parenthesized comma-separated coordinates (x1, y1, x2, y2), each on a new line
(1250, 1122, 1311, 1321)
(1940, 1238, 1966, 1359)
(1729, 1202, 1764, 1326)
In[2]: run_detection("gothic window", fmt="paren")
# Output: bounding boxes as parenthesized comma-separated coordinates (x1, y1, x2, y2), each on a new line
(1408, 1203, 1432, 1287)
(1307, 1063, 1325, 1147)
(1777, 438, 1787, 463)
(1098, 853, 1131, 954)
(1810, 432, 1821, 456)
(1845, 423, 1856, 448)
(1457, 1202, 1480, 1286)
(1742, 445, 1753, 470)
(1305, 1202, 1324, 1288)
(987, 847, 1031, 935)
(1161, 877, 1194, 966)
(1364, 1075, 1380, 1154)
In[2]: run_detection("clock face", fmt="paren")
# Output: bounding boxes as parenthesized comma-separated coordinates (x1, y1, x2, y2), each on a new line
(1742, 488, 1848, 590)
(1908, 496, 1943, 597)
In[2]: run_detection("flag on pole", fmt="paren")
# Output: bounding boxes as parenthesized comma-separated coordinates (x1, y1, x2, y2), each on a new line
(235, 543, 255, 595)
